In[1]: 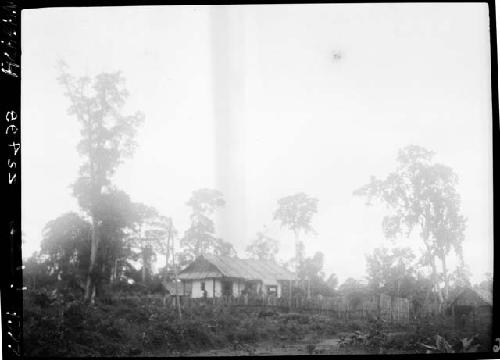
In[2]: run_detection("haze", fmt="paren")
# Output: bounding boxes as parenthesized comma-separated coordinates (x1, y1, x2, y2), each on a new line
(21, 4, 493, 284)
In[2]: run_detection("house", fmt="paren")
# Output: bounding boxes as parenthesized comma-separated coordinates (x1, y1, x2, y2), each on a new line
(448, 287, 492, 328)
(178, 254, 296, 298)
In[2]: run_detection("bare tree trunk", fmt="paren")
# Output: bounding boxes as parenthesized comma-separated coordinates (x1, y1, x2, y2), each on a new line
(164, 224, 171, 277)
(430, 255, 444, 312)
(142, 253, 147, 283)
(440, 254, 449, 300)
(138, 224, 147, 284)
(84, 111, 100, 304)
(294, 229, 300, 273)
(165, 249, 170, 275)
(172, 233, 182, 320)
(422, 226, 443, 313)
(112, 257, 120, 283)
(91, 284, 96, 305)
(85, 215, 98, 303)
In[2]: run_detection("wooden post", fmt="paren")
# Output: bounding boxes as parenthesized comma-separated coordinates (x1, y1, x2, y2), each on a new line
(289, 279, 292, 309)
(171, 231, 181, 321)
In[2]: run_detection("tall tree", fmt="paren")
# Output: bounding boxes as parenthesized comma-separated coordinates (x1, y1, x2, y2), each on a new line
(133, 210, 177, 282)
(298, 252, 333, 297)
(89, 188, 140, 292)
(128, 202, 160, 283)
(246, 230, 279, 261)
(354, 145, 467, 308)
(366, 247, 417, 298)
(58, 63, 144, 303)
(273, 192, 318, 271)
(298, 251, 325, 281)
(180, 189, 236, 265)
(448, 265, 472, 289)
(148, 215, 177, 277)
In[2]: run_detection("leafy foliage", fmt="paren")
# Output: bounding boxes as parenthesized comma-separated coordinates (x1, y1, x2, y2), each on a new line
(366, 247, 417, 298)
(354, 145, 467, 302)
(274, 192, 318, 269)
(274, 192, 318, 235)
(39, 212, 92, 291)
(58, 63, 144, 213)
(180, 189, 236, 265)
(246, 230, 279, 261)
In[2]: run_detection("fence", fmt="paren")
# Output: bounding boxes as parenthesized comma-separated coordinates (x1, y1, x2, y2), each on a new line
(379, 294, 410, 322)
(118, 293, 410, 323)
(114, 294, 410, 323)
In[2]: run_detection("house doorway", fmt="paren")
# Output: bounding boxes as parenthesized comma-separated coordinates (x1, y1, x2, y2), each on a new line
(222, 280, 233, 296)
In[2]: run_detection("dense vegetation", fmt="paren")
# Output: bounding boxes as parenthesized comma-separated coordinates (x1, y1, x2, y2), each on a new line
(23, 287, 491, 356)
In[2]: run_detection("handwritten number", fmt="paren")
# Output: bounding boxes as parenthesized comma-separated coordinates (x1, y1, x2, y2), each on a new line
(8, 173, 16, 184)
(9, 142, 20, 156)
(493, 338, 500, 352)
(5, 124, 17, 134)
(5, 110, 17, 122)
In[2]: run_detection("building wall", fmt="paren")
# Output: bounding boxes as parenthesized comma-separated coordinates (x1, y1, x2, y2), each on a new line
(190, 279, 202, 298)
(187, 278, 289, 298)
(231, 279, 246, 297)
(214, 279, 222, 297)
(190, 278, 219, 298)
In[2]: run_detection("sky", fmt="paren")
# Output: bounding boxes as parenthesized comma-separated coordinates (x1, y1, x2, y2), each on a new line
(21, 4, 493, 285)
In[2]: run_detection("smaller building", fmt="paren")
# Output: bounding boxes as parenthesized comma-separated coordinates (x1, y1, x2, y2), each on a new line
(178, 255, 296, 299)
(448, 287, 492, 328)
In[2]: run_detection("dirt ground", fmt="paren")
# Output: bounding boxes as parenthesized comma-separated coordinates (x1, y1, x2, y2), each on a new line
(183, 333, 374, 356)
(147, 314, 492, 356)
(181, 327, 490, 356)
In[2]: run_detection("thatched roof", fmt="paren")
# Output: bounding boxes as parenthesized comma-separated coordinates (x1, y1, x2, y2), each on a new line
(178, 255, 296, 282)
(450, 287, 492, 307)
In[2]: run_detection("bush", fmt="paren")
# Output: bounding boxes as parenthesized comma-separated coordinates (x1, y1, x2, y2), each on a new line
(25, 290, 375, 356)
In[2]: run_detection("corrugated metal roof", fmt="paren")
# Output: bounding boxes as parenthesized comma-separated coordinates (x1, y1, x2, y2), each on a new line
(178, 255, 296, 282)
(178, 271, 222, 280)
(243, 258, 296, 282)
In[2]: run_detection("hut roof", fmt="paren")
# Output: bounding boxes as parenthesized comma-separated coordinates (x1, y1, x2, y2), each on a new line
(450, 287, 492, 307)
(474, 288, 493, 305)
(178, 255, 296, 282)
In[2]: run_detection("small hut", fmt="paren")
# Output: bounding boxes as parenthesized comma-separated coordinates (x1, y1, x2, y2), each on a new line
(448, 287, 492, 328)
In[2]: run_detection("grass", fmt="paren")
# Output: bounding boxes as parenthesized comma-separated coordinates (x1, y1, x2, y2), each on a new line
(22, 290, 493, 357)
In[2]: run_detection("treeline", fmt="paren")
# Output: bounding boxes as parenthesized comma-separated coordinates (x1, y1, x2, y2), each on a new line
(24, 67, 481, 313)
